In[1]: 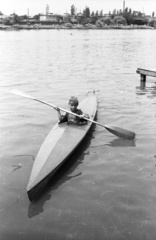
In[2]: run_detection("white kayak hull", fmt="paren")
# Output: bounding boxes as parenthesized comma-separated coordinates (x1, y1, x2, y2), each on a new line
(27, 94, 97, 201)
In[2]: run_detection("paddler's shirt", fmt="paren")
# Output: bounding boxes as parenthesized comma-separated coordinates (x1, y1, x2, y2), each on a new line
(59, 109, 88, 125)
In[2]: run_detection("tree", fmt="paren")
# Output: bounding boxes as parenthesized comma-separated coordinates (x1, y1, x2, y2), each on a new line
(148, 19, 156, 27)
(124, 7, 128, 14)
(90, 15, 98, 24)
(20, 15, 29, 20)
(71, 5, 76, 15)
(83, 6, 90, 18)
(13, 14, 21, 24)
(114, 16, 126, 25)
(100, 10, 103, 16)
(113, 9, 116, 16)
(95, 10, 99, 16)
(4, 18, 11, 25)
(138, 11, 142, 17)
(33, 14, 40, 20)
(96, 19, 103, 27)
(86, 7, 90, 18)
(119, 9, 123, 15)
(101, 17, 114, 25)
(131, 16, 148, 25)
(128, 8, 132, 15)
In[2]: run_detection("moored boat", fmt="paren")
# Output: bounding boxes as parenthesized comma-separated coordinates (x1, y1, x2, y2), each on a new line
(27, 93, 97, 201)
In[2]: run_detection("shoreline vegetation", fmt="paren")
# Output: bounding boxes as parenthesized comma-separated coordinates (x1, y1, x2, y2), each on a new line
(1, 3, 156, 31)
(0, 23, 155, 30)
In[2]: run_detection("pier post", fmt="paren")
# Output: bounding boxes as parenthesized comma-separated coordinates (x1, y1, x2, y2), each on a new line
(140, 74, 146, 82)
(140, 79, 146, 89)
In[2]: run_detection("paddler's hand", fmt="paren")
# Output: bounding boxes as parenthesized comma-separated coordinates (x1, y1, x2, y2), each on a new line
(79, 114, 89, 119)
(79, 114, 85, 119)
(54, 106, 60, 112)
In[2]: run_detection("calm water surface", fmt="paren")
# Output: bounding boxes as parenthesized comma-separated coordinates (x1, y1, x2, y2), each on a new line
(0, 29, 156, 240)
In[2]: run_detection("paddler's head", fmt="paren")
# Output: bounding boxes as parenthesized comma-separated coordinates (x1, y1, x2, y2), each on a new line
(68, 96, 79, 112)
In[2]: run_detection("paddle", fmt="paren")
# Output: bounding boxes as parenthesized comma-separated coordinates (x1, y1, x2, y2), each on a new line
(10, 89, 136, 140)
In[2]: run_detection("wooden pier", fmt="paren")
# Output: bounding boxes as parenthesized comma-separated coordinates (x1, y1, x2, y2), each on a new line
(136, 68, 156, 81)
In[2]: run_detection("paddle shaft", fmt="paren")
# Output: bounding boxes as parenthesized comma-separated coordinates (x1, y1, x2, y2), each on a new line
(10, 89, 136, 140)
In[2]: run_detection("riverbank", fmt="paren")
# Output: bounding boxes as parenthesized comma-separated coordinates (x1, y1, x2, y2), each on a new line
(0, 23, 155, 30)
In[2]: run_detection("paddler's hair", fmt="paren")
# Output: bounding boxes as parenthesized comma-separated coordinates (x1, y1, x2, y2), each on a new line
(68, 96, 79, 106)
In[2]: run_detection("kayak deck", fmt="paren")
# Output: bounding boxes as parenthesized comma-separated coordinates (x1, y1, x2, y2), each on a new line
(27, 93, 97, 201)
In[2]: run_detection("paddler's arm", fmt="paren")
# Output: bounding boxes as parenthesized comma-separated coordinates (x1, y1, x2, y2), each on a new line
(79, 113, 90, 119)
(54, 107, 67, 123)
(77, 109, 90, 120)
(54, 107, 62, 120)
(57, 109, 62, 121)
(78, 113, 90, 125)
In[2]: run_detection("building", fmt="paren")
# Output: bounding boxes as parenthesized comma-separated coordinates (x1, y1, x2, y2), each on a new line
(39, 14, 63, 23)
(39, 4, 63, 23)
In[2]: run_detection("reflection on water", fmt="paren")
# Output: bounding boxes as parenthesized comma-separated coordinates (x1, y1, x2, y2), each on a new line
(136, 80, 156, 98)
(139, 80, 146, 90)
(28, 193, 51, 218)
(28, 173, 83, 218)
(91, 137, 136, 148)
(106, 138, 136, 147)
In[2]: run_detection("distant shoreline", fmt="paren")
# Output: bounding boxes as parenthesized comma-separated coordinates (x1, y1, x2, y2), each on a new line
(0, 24, 155, 31)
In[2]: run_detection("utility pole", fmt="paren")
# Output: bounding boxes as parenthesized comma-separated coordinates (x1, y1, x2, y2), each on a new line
(27, 8, 30, 25)
(123, 1, 125, 12)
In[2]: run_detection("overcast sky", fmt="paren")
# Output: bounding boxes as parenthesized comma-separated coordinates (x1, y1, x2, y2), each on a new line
(1, 0, 156, 16)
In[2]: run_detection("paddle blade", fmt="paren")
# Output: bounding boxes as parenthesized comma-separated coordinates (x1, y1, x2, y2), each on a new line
(10, 89, 35, 100)
(104, 125, 135, 140)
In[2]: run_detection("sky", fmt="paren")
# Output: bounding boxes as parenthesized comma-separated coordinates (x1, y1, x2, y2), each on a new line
(0, 0, 156, 16)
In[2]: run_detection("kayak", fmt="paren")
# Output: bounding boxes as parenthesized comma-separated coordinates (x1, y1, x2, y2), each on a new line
(10, 89, 135, 201)
(27, 93, 97, 201)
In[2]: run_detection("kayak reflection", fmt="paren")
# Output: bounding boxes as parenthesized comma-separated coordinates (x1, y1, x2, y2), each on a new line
(106, 138, 136, 147)
(92, 138, 136, 148)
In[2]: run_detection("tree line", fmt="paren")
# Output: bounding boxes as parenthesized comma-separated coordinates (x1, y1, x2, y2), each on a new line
(70, 5, 155, 26)
(1, 5, 156, 27)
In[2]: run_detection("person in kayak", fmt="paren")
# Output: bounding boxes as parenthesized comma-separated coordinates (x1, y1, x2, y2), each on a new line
(55, 96, 89, 125)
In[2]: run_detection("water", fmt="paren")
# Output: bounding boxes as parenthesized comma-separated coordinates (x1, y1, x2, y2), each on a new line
(0, 29, 156, 240)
